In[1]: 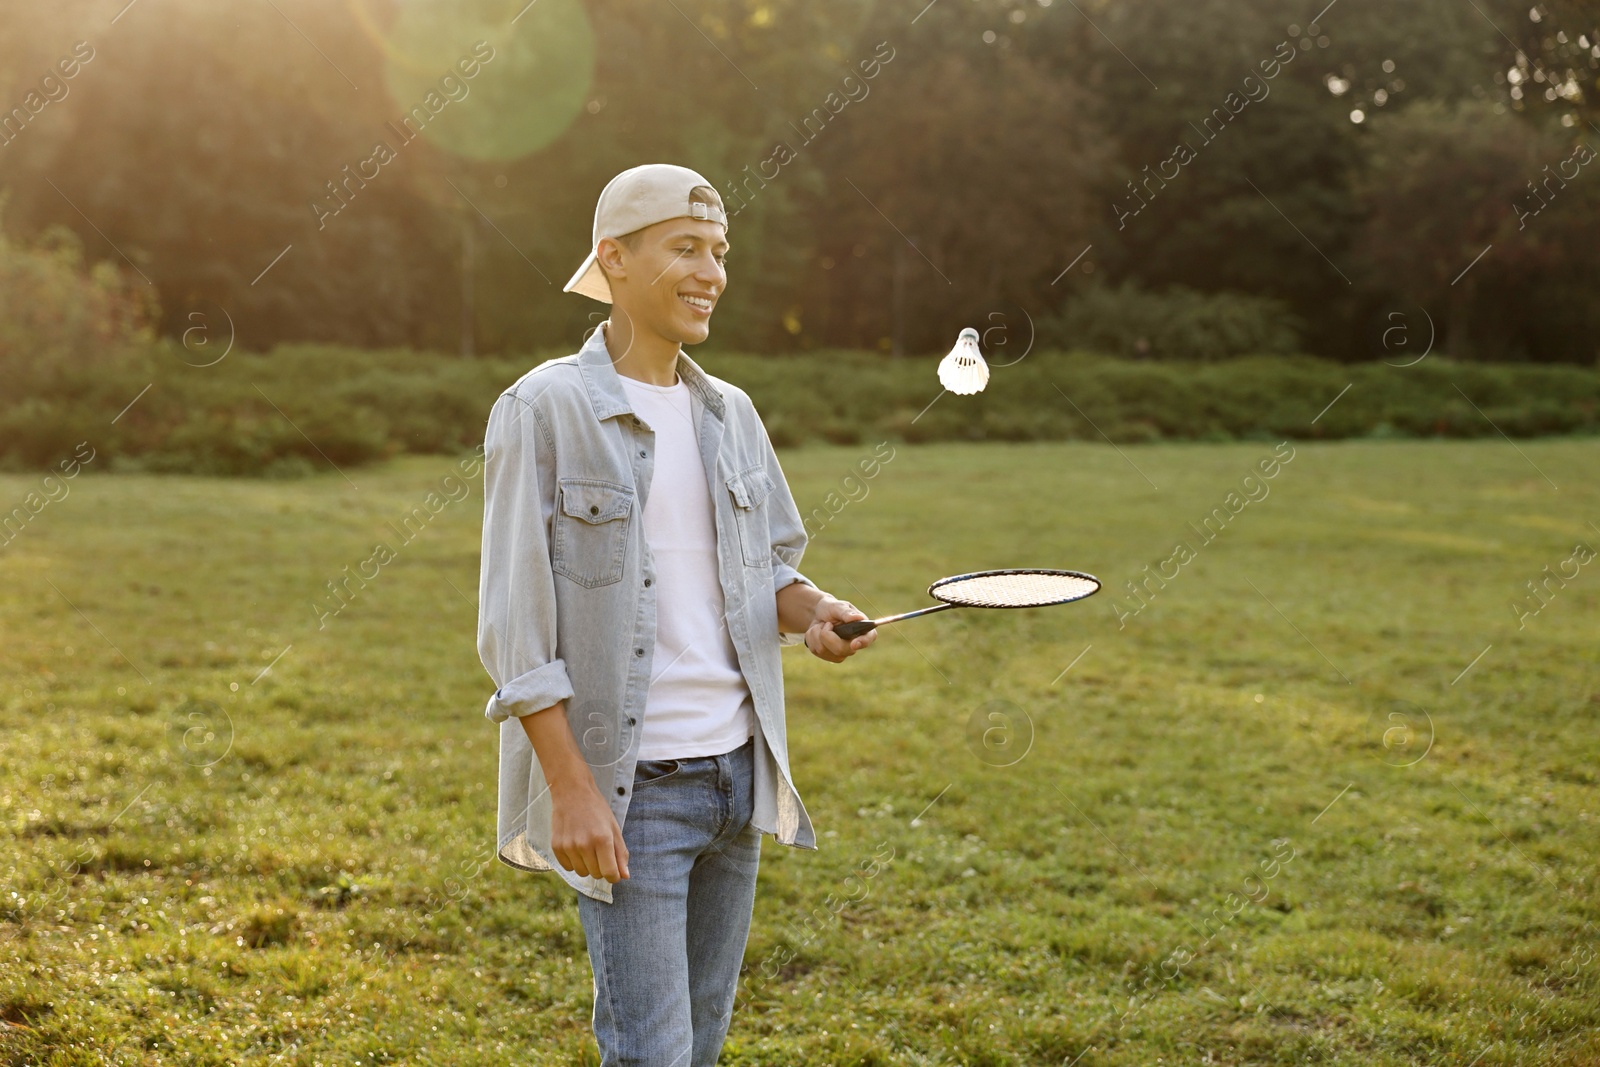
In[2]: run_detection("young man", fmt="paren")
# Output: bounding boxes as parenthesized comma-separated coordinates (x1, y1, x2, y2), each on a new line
(476, 163, 878, 1065)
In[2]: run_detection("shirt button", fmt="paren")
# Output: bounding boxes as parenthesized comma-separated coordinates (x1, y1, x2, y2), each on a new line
(628, 717, 637, 726)
(635, 648, 645, 656)
(589, 505, 599, 515)
(616, 787, 626, 796)
(638, 449, 646, 457)
(644, 578, 652, 587)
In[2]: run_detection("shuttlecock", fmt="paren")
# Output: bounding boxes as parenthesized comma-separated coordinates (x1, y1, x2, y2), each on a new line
(937, 327, 990, 395)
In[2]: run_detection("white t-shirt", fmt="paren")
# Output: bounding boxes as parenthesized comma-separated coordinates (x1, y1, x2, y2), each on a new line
(619, 370, 756, 760)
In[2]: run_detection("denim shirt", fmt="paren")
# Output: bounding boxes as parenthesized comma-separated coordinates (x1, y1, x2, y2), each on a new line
(477, 322, 818, 903)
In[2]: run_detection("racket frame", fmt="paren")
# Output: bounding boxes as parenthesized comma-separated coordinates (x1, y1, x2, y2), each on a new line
(830, 568, 1100, 640)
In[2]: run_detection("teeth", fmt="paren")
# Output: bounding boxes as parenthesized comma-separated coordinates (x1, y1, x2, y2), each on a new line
(680, 294, 712, 310)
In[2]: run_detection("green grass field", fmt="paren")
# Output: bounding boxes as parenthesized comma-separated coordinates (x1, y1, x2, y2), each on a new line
(2, 439, 1597, 1066)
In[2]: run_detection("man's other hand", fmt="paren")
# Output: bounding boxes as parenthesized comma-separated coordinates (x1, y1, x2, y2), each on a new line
(549, 778, 631, 883)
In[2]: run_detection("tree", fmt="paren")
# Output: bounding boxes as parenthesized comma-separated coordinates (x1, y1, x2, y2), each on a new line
(1351, 98, 1600, 361)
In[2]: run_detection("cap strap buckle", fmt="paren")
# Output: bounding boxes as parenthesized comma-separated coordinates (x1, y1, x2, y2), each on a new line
(689, 202, 726, 225)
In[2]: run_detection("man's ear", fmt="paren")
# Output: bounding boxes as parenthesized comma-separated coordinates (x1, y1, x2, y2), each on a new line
(595, 236, 627, 286)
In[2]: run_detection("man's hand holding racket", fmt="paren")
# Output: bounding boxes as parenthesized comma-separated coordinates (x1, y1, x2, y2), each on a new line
(803, 595, 878, 662)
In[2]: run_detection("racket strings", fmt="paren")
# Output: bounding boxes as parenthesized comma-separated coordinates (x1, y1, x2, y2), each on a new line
(932, 570, 1100, 608)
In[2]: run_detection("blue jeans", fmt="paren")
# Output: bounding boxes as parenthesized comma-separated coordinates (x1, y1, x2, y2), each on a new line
(578, 736, 761, 1066)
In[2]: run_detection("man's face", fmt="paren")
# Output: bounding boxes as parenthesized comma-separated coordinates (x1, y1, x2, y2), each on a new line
(604, 216, 728, 346)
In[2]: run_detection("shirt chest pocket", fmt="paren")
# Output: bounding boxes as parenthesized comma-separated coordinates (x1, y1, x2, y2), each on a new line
(552, 478, 634, 588)
(725, 466, 777, 568)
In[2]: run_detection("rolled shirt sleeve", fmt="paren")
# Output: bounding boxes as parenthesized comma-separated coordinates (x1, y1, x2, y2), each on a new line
(755, 415, 818, 648)
(773, 560, 818, 649)
(478, 389, 576, 722)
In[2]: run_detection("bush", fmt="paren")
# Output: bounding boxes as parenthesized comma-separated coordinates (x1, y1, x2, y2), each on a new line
(1037, 281, 1305, 362)
(2, 330, 1598, 477)
(0, 398, 101, 469)
(0, 212, 154, 395)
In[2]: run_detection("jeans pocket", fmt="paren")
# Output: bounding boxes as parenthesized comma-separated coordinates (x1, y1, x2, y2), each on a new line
(633, 758, 682, 787)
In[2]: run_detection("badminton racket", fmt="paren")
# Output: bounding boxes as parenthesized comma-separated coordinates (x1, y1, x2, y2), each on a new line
(831, 568, 1101, 640)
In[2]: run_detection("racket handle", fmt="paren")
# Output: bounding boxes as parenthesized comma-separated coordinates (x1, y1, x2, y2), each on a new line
(830, 603, 956, 640)
(833, 619, 876, 640)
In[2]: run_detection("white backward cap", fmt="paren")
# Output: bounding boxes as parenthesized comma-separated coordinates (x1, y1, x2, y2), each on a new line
(562, 163, 728, 304)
